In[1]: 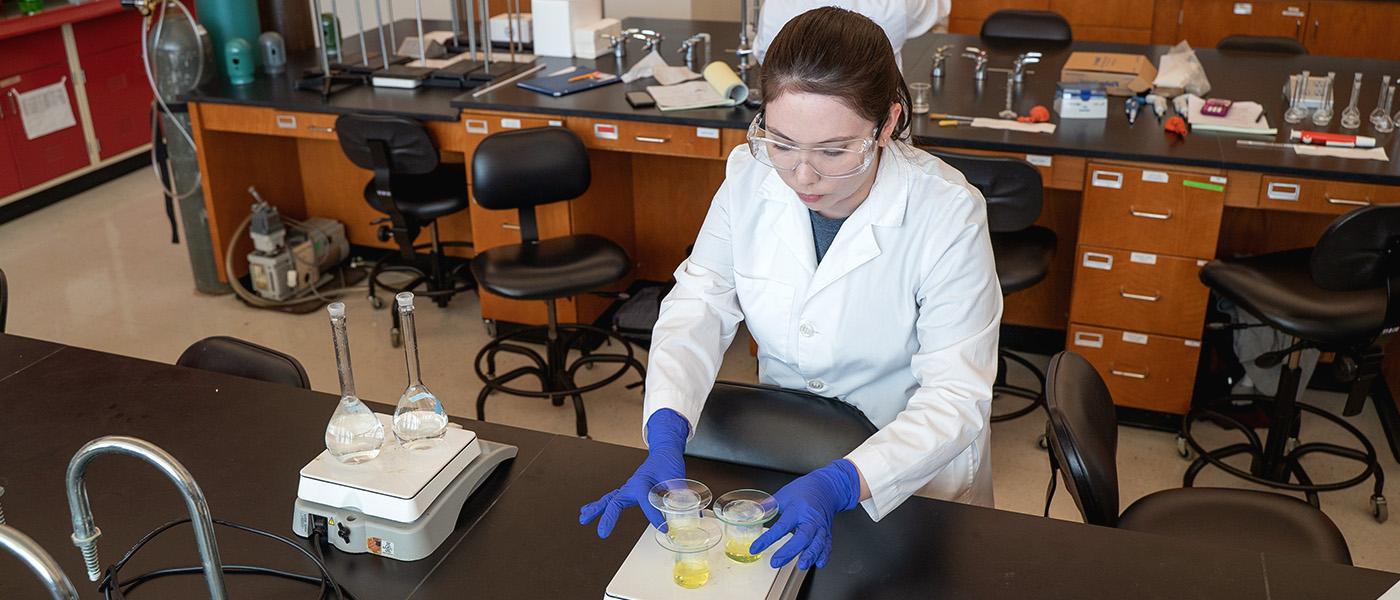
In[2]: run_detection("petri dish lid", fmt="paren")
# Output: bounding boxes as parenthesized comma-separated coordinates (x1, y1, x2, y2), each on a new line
(653, 517, 723, 553)
(713, 489, 779, 526)
(648, 479, 713, 514)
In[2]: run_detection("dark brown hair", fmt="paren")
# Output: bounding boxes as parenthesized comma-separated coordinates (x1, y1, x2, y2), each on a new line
(761, 6, 911, 140)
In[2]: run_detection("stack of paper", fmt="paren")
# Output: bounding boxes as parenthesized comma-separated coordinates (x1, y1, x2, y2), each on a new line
(645, 62, 749, 111)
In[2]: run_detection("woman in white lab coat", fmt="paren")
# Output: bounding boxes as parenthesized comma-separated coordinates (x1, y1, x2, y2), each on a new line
(580, 7, 1000, 571)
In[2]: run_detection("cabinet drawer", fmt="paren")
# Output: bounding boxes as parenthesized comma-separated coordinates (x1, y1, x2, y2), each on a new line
(462, 112, 562, 140)
(1069, 246, 1209, 339)
(196, 104, 340, 140)
(568, 118, 723, 159)
(1259, 175, 1400, 215)
(1066, 323, 1201, 415)
(1079, 164, 1226, 258)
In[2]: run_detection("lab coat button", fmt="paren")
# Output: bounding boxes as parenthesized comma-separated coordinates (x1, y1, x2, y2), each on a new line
(799, 322, 815, 337)
(807, 379, 825, 391)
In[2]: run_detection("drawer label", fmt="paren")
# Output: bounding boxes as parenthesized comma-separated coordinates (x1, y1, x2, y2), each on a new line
(1082, 252, 1114, 270)
(1233, 2, 1253, 15)
(465, 119, 489, 134)
(1026, 154, 1052, 167)
(275, 115, 297, 129)
(1091, 170, 1123, 189)
(696, 127, 720, 139)
(548, 120, 563, 127)
(594, 123, 619, 140)
(1183, 180, 1225, 193)
(1185, 340, 1202, 347)
(1141, 170, 1169, 183)
(1129, 252, 1157, 265)
(500, 118, 522, 129)
(1122, 331, 1149, 345)
(1210, 175, 1228, 185)
(1073, 332, 1104, 348)
(1282, 6, 1305, 17)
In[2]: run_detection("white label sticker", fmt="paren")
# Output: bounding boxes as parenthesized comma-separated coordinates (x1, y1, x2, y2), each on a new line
(1082, 252, 1114, 271)
(1234, 2, 1253, 15)
(593, 123, 619, 140)
(500, 118, 522, 129)
(1282, 6, 1305, 17)
(465, 119, 488, 134)
(1142, 170, 1169, 183)
(548, 120, 563, 127)
(1073, 332, 1104, 348)
(1026, 154, 1053, 167)
(275, 114, 297, 129)
(1122, 332, 1149, 345)
(1129, 252, 1158, 265)
(1185, 340, 1202, 347)
(696, 127, 720, 139)
(1197, 259, 1208, 267)
(1210, 175, 1228, 185)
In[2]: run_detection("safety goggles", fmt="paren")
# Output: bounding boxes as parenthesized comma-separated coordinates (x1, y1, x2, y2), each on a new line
(746, 112, 880, 179)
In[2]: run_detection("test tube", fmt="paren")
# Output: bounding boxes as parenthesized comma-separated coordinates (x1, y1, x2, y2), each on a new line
(1311, 72, 1335, 126)
(1341, 73, 1363, 130)
(713, 489, 779, 564)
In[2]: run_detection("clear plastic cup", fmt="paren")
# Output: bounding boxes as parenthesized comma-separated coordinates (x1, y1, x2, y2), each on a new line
(648, 479, 712, 533)
(909, 82, 931, 114)
(714, 489, 780, 563)
(654, 517, 723, 589)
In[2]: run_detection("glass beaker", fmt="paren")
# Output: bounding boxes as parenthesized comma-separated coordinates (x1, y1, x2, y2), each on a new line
(714, 489, 780, 564)
(654, 517, 723, 589)
(392, 292, 448, 449)
(909, 82, 931, 114)
(1341, 73, 1363, 130)
(648, 479, 713, 533)
(324, 302, 385, 463)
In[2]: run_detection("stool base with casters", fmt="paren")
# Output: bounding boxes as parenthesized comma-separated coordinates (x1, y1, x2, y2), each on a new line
(366, 224, 476, 347)
(1178, 359, 1388, 523)
(474, 301, 646, 439)
(993, 350, 1049, 448)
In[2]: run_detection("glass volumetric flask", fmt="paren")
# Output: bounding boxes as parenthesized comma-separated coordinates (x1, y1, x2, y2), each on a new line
(1376, 85, 1396, 134)
(392, 292, 448, 449)
(1284, 70, 1311, 124)
(1312, 72, 1335, 126)
(1341, 73, 1363, 130)
(1370, 75, 1392, 128)
(324, 302, 385, 463)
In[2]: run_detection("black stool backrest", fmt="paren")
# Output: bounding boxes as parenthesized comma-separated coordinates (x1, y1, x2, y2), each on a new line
(1044, 351, 1121, 526)
(472, 127, 591, 243)
(930, 150, 1043, 233)
(335, 114, 440, 175)
(981, 10, 1072, 44)
(177, 336, 311, 389)
(0, 267, 7, 333)
(685, 381, 878, 476)
(1312, 205, 1400, 329)
(1217, 35, 1308, 55)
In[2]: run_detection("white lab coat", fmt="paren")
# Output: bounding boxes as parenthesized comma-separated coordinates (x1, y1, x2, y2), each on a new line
(643, 141, 1001, 521)
(753, 0, 950, 72)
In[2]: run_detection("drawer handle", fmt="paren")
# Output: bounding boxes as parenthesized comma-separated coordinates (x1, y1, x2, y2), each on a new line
(1266, 182, 1301, 201)
(307, 125, 335, 133)
(1110, 368, 1148, 380)
(275, 115, 298, 129)
(634, 135, 671, 144)
(501, 223, 521, 230)
(1325, 196, 1371, 207)
(1119, 288, 1160, 302)
(1091, 170, 1123, 189)
(1128, 207, 1173, 220)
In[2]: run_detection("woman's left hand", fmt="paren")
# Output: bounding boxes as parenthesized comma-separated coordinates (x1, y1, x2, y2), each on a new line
(748, 459, 861, 570)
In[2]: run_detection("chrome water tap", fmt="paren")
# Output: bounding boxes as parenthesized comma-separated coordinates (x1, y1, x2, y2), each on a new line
(1013, 52, 1042, 83)
(66, 436, 227, 599)
(963, 46, 988, 81)
(930, 45, 953, 78)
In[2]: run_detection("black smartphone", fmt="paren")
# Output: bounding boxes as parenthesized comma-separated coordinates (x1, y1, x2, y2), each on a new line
(625, 90, 656, 109)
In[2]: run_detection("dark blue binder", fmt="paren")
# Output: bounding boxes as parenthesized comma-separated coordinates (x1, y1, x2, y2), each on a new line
(517, 71, 622, 97)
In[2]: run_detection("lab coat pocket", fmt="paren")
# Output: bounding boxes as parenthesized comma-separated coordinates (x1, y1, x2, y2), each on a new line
(733, 271, 795, 358)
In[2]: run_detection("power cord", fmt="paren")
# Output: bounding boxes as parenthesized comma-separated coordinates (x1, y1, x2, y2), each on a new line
(97, 518, 356, 600)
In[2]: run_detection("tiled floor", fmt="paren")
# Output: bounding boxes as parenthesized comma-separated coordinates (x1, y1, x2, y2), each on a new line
(3, 170, 1397, 572)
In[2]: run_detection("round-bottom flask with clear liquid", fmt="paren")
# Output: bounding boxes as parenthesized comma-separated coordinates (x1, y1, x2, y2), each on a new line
(325, 302, 385, 463)
(392, 292, 448, 449)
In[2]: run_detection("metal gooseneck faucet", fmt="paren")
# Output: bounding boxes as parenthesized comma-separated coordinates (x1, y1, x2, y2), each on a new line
(66, 436, 227, 599)
(0, 524, 80, 600)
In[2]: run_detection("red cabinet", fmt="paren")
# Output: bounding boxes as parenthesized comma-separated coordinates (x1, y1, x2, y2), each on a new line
(0, 64, 91, 189)
(81, 44, 152, 159)
(0, 128, 19, 198)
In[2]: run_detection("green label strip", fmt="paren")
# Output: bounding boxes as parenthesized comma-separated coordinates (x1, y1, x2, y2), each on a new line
(1183, 180, 1225, 192)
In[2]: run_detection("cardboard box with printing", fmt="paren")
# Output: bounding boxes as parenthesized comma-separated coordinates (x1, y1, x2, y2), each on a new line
(1060, 52, 1157, 97)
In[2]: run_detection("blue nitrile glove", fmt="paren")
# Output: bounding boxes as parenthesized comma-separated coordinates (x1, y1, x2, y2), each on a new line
(749, 459, 860, 570)
(578, 408, 690, 538)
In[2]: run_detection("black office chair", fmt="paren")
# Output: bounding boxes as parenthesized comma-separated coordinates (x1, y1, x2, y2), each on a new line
(1180, 206, 1395, 523)
(685, 381, 879, 475)
(980, 10, 1073, 44)
(1217, 35, 1308, 55)
(176, 336, 311, 389)
(932, 151, 1055, 428)
(0, 267, 8, 333)
(336, 114, 474, 347)
(1045, 351, 1352, 564)
(469, 128, 646, 438)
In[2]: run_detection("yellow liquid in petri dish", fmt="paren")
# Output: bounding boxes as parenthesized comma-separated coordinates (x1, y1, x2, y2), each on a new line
(673, 559, 710, 588)
(725, 537, 761, 563)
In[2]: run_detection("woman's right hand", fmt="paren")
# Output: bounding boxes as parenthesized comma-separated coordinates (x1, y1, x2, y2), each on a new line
(578, 408, 690, 538)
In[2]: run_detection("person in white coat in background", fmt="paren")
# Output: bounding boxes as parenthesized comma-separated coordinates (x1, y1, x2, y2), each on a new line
(754, 0, 950, 72)
(581, 7, 1000, 571)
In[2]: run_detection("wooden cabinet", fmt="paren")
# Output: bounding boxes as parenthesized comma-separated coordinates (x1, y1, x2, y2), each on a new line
(1067, 323, 1202, 414)
(1259, 175, 1400, 214)
(1049, 0, 1153, 43)
(1079, 163, 1227, 259)
(1306, 1, 1400, 58)
(947, 0, 1047, 35)
(568, 117, 724, 159)
(1069, 246, 1210, 339)
(1174, 0, 1308, 48)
